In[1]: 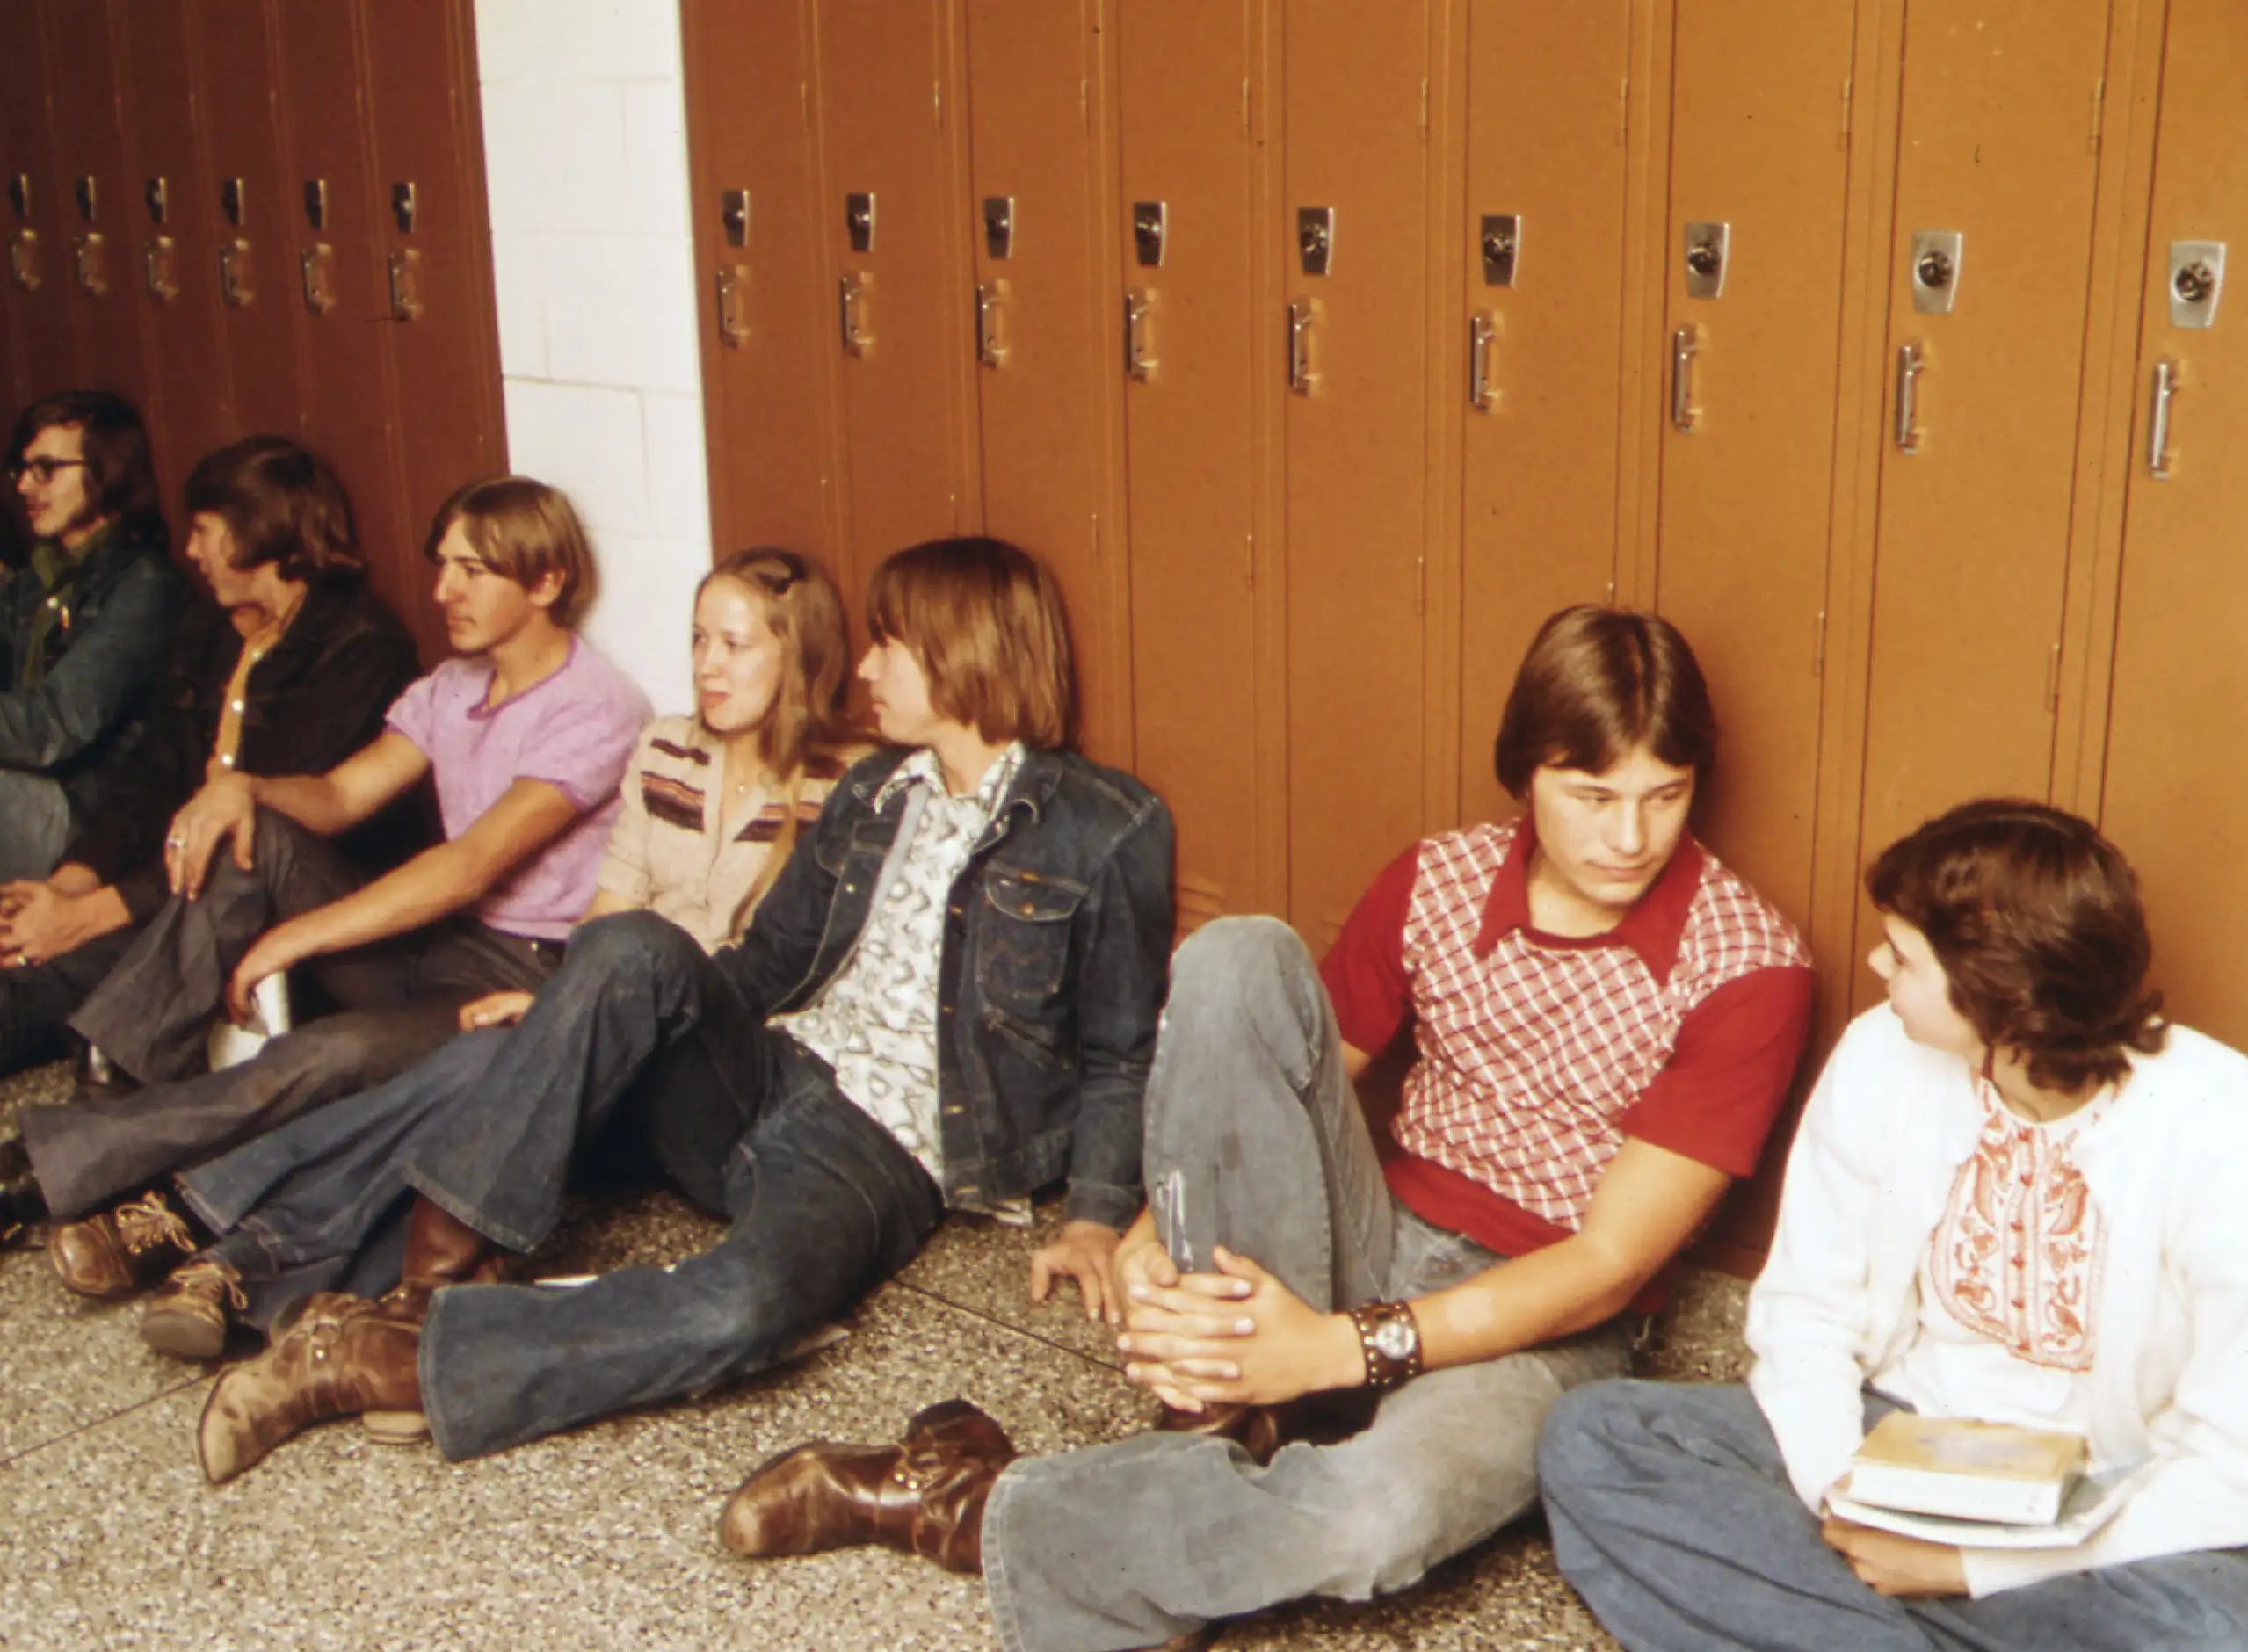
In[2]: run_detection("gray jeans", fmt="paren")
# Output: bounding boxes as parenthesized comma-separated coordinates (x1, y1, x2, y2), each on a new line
(0, 768, 73, 882)
(983, 916, 1633, 1652)
(1540, 1380, 2248, 1652)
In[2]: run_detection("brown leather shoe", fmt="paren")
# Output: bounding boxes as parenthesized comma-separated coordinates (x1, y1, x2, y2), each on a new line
(141, 1257, 246, 1360)
(1157, 1400, 1284, 1466)
(49, 1191, 199, 1300)
(197, 1291, 422, 1484)
(719, 1399, 1015, 1573)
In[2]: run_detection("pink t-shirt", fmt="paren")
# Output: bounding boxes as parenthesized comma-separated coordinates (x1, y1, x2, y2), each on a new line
(384, 637, 651, 940)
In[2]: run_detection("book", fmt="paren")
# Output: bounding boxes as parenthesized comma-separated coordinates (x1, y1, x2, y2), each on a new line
(1842, 1413, 2088, 1526)
(1830, 1463, 2143, 1551)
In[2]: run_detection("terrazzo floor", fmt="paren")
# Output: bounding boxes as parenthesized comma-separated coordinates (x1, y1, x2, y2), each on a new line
(0, 1060, 1751, 1651)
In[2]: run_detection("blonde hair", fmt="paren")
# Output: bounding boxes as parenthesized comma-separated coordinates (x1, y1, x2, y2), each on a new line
(865, 536, 1076, 750)
(698, 548, 859, 932)
(424, 475, 597, 627)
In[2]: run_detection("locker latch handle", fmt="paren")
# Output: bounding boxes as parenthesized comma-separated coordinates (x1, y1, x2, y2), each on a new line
(975, 279, 1009, 368)
(145, 235, 179, 303)
(1670, 325, 1700, 432)
(1469, 312, 1498, 411)
(716, 265, 750, 348)
(8, 229, 39, 293)
(301, 244, 337, 315)
(1287, 296, 1323, 395)
(388, 249, 424, 322)
(839, 271, 873, 356)
(71, 232, 106, 296)
(1123, 289, 1157, 382)
(1895, 338, 1925, 454)
(219, 237, 254, 308)
(2148, 358, 2179, 480)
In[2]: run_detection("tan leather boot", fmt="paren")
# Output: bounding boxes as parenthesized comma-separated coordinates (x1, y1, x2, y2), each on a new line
(197, 1292, 422, 1484)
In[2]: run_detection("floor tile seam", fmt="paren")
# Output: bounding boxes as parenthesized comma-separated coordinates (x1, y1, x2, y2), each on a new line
(890, 1279, 1128, 1375)
(0, 1372, 213, 1471)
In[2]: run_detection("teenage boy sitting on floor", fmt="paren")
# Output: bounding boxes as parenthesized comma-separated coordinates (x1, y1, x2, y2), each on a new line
(189, 536, 1174, 1487)
(9, 477, 649, 1296)
(722, 605, 1815, 1652)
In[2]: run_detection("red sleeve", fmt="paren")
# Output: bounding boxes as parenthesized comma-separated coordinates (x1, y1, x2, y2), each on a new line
(1618, 965, 1817, 1177)
(1318, 844, 1422, 1055)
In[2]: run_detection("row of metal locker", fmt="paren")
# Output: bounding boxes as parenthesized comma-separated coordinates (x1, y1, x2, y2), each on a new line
(688, 0, 2246, 1262)
(0, 0, 504, 663)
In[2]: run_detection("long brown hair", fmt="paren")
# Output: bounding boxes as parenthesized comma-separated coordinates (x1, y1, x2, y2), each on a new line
(1492, 605, 1715, 797)
(698, 548, 857, 931)
(864, 536, 1077, 749)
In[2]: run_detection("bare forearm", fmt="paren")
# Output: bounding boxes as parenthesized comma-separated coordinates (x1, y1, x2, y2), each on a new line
(247, 772, 372, 837)
(261, 840, 504, 966)
(1411, 1233, 1649, 1372)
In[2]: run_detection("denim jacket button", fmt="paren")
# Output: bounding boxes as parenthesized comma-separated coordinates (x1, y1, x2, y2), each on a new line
(944, 1104, 965, 1116)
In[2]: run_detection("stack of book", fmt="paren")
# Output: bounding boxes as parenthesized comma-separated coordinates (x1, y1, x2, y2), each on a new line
(1828, 1413, 2136, 1549)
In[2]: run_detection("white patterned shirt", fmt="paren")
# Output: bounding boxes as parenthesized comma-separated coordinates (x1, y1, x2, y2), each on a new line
(772, 743, 1026, 1206)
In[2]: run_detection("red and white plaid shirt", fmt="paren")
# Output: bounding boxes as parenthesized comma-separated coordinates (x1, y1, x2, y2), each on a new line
(1323, 818, 1813, 1266)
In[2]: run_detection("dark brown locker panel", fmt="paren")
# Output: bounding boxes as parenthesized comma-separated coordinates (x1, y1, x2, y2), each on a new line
(1115, 0, 1262, 935)
(813, 0, 977, 598)
(40, 0, 152, 416)
(360, 0, 505, 660)
(1853, 0, 2114, 1001)
(1652, 0, 1855, 934)
(1456, 0, 1630, 830)
(200, 0, 310, 442)
(2099, 0, 2248, 1049)
(683, 0, 839, 569)
(1281, 0, 1433, 946)
(115, 0, 237, 505)
(272, 0, 416, 643)
(962, 0, 1128, 763)
(0, 4, 76, 403)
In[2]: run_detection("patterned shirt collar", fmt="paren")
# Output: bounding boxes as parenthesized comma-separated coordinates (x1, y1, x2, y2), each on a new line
(1471, 814, 1706, 982)
(874, 740, 1026, 819)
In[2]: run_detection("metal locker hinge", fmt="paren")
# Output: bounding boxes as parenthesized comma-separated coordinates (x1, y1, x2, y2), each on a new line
(219, 237, 253, 306)
(983, 196, 1013, 261)
(145, 235, 178, 302)
(1480, 214, 1519, 287)
(1131, 201, 1166, 268)
(71, 232, 106, 295)
(845, 192, 875, 254)
(2168, 242, 2225, 329)
(300, 243, 337, 315)
(391, 182, 417, 235)
(1895, 339, 1926, 453)
(1682, 221, 1728, 299)
(1911, 231, 1962, 315)
(716, 265, 750, 348)
(721, 188, 750, 249)
(1297, 206, 1334, 277)
(145, 177, 169, 225)
(387, 249, 424, 321)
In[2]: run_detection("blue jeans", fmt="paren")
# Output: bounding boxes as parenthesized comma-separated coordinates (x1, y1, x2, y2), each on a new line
(0, 769, 74, 882)
(1540, 1380, 2248, 1652)
(982, 917, 1633, 1652)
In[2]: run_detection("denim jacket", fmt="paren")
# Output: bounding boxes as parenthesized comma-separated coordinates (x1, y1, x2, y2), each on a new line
(720, 745, 1175, 1229)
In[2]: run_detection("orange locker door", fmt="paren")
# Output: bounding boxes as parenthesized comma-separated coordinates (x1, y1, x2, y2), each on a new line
(1853, 0, 2114, 993)
(272, 0, 416, 635)
(2099, 0, 2248, 1049)
(116, 0, 236, 504)
(1281, 0, 1433, 945)
(1114, 0, 1263, 932)
(1456, 0, 1631, 830)
(813, 0, 977, 599)
(961, 0, 1128, 762)
(360, 0, 505, 660)
(200, 0, 309, 443)
(1652, 0, 1856, 934)
(683, 0, 839, 569)
(0, 4, 77, 403)
(42, 0, 151, 417)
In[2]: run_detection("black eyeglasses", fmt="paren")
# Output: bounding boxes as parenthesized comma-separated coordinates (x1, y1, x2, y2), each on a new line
(7, 457, 90, 485)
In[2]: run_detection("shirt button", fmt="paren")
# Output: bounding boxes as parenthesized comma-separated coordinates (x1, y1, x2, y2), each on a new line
(230, 699, 244, 713)
(221, 754, 235, 768)
(944, 1104, 965, 1116)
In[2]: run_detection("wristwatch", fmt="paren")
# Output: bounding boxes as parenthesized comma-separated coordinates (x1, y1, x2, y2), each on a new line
(1348, 1299, 1425, 1391)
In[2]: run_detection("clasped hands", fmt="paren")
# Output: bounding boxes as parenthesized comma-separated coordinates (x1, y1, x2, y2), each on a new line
(1110, 1237, 1362, 1413)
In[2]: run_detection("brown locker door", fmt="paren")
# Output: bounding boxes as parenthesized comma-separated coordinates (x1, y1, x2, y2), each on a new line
(1457, 0, 1630, 830)
(42, 0, 151, 415)
(813, 0, 977, 598)
(116, 0, 236, 503)
(360, 0, 504, 659)
(2099, 0, 2248, 1048)
(272, 1, 416, 640)
(961, 0, 1127, 761)
(1854, 0, 2113, 975)
(1282, 0, 1433, 945)
(1115, 0, 1261, 933)
(200, 0, 309, 442)
(0, 4, 77, 403)
(684, 0, 838, 568)
(1653, 0, 1855, 932)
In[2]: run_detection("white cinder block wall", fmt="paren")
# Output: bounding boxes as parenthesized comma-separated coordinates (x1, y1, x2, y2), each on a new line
(473, 0, 711, 714)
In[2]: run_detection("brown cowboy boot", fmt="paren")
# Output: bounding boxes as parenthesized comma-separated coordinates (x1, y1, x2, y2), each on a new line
(353, 1197, 505, 1444)
(197, 1291, 422, 1484)
(718, 1398, 1016, 1573)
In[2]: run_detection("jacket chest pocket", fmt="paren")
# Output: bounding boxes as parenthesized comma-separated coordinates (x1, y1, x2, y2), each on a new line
(977, 867, 1085, 1019)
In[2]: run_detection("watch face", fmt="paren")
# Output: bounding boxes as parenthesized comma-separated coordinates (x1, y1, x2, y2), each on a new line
(1371, 1315, 1417, 1361)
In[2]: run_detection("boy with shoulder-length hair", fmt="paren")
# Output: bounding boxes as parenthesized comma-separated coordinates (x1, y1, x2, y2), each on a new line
(723, 604, 1815, 1652)
(1541, 799, 2248, 1651)
(18, 477, 648, 1293)
(0, 391, 185, 881)
(186, 533, 1174, 1486)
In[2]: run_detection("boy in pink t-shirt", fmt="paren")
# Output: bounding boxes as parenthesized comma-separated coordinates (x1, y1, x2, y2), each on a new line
(20, 480, 648, 1293)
